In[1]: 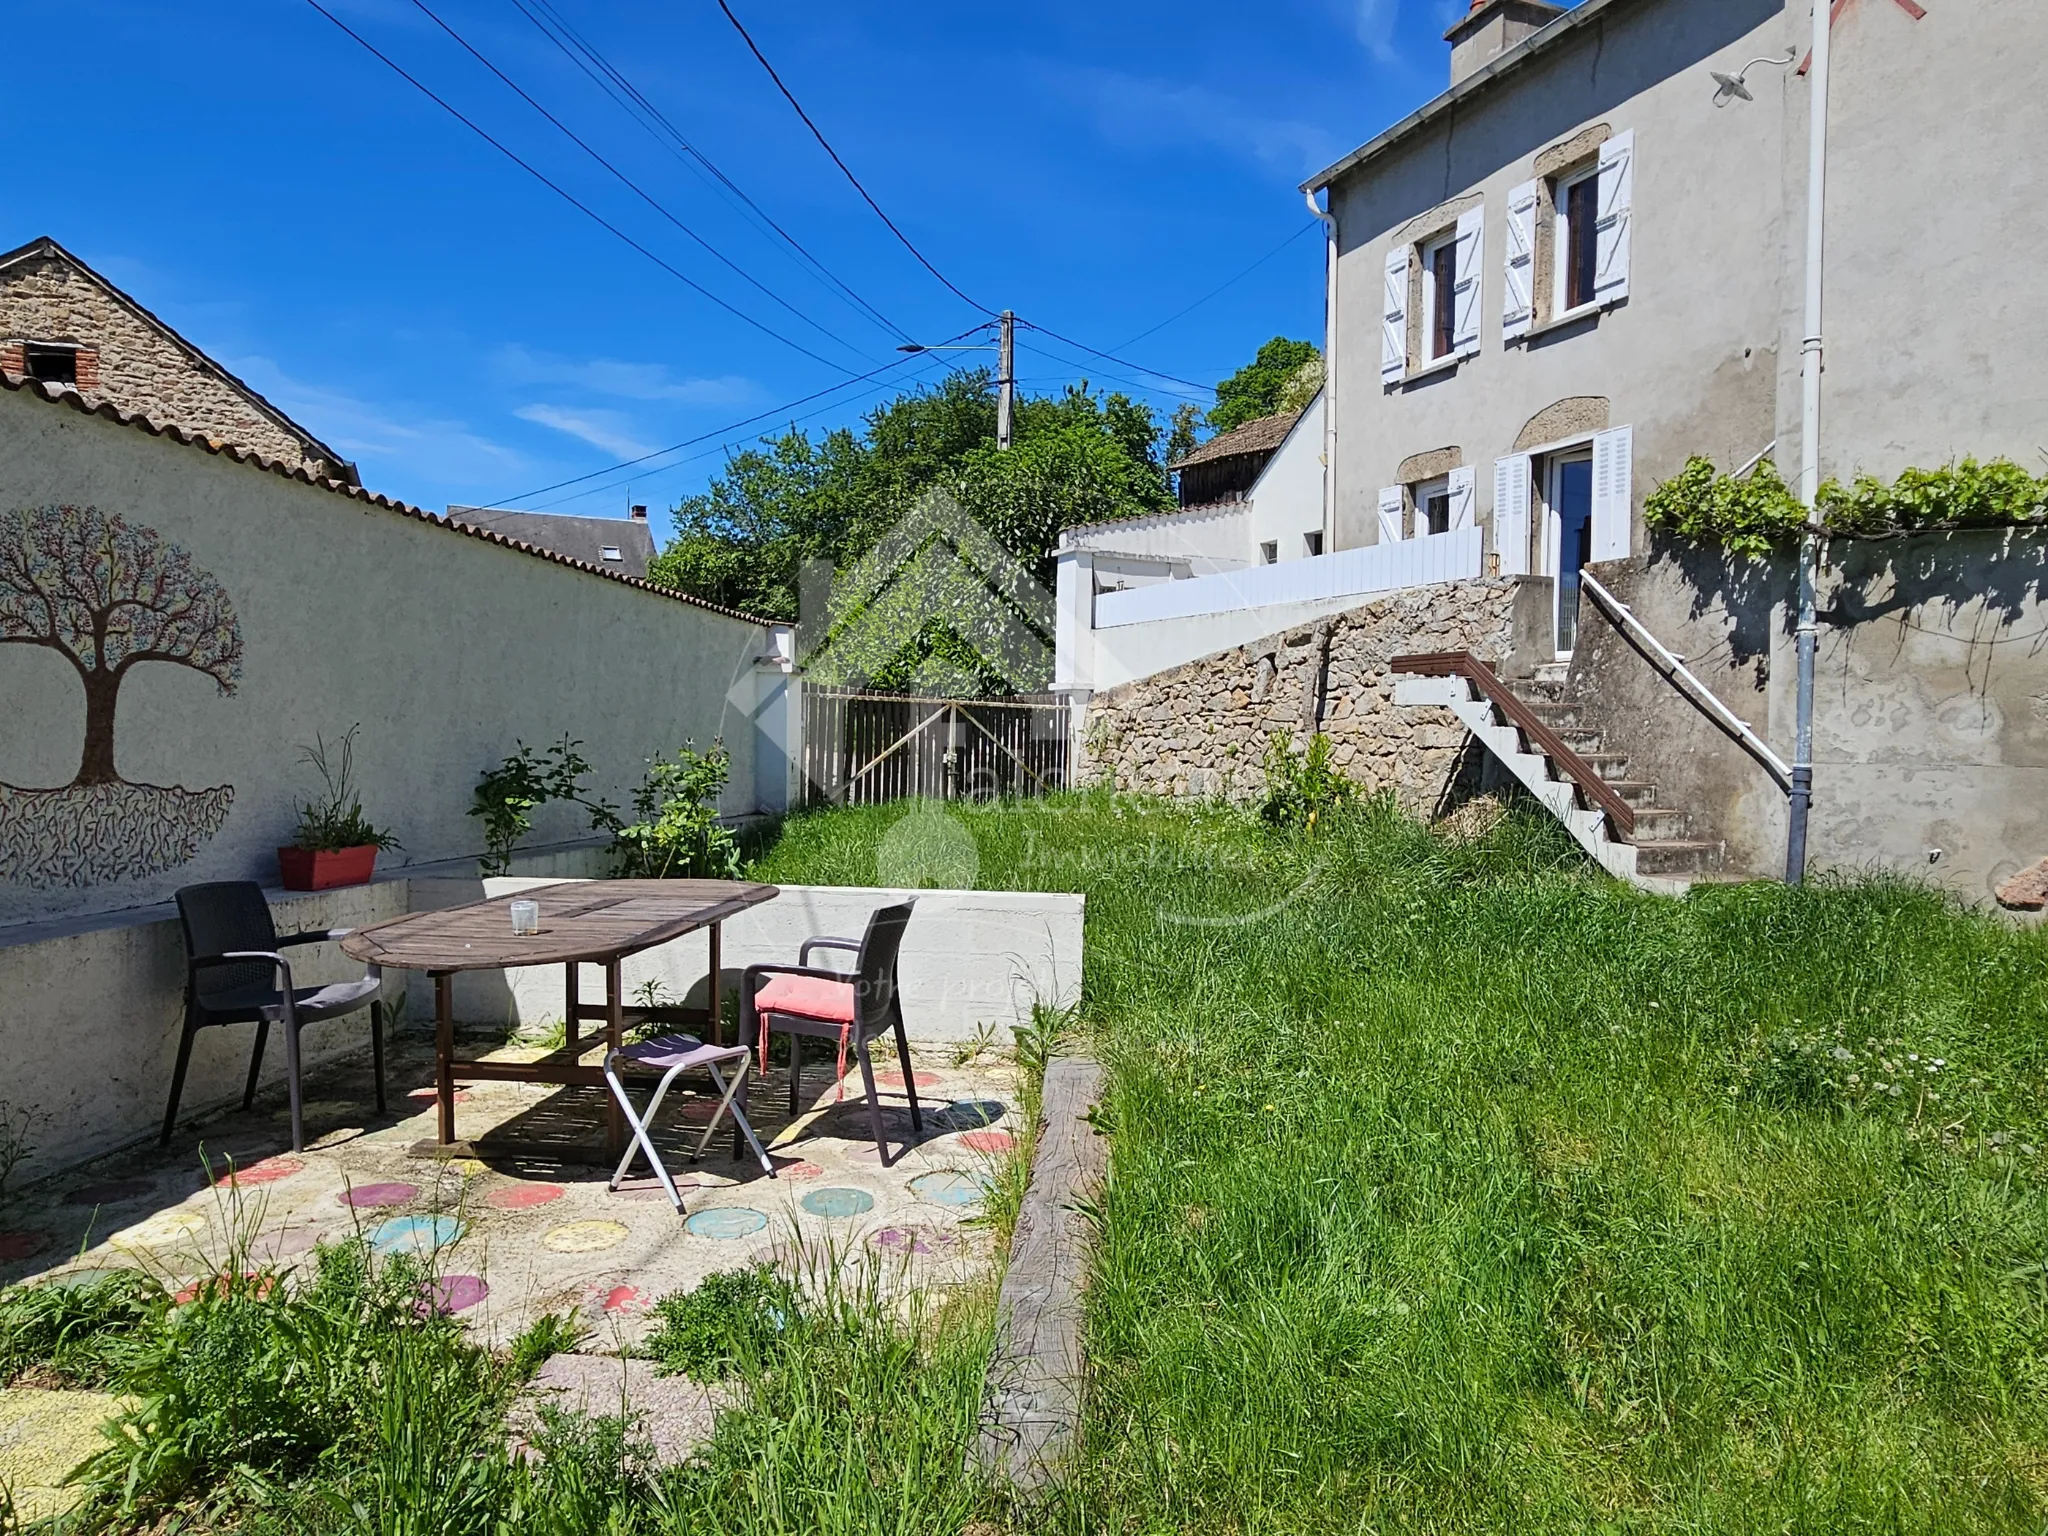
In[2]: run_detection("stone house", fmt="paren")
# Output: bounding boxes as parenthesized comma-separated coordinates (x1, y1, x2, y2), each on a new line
(1075, 0, 2048, 901)
(0, 235, 355, 483)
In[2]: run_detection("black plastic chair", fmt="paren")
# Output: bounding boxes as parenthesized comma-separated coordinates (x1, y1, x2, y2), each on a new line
(164, 881, 387, 1153)
(743, 900, 922, 1166)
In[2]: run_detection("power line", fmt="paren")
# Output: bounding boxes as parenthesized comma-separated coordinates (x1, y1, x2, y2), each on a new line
(1015, 320, 1215, 395)
(711, 0, 993, 316)
(1011, 339, 1211, 406)
(1111, 220, 1320, 351)
(494, 322, 991, 505)
(511, 0, 912, 345)
(405, 0, 876, 366)
(302, 0, 861, 375)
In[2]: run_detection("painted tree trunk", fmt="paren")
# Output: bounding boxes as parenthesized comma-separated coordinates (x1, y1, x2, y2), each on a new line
(74, 669, 122, 785)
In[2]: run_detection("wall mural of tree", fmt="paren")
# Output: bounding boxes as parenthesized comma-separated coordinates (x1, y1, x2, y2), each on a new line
(0, 504, 240, 888)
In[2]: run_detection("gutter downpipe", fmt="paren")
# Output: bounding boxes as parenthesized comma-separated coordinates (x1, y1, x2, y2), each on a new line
(1787, 0, 1829, 884)
(1306, 185, 1338, 549)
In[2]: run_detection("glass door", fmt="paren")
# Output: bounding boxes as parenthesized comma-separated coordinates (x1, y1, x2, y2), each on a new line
(1545, 451, 1594, 657)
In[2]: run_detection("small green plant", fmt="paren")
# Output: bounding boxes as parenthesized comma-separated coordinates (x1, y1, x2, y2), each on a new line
(0, 1269, 163, 1387)
(469, 735, 616, 876)
(506, 1310, 586, 1382)
(608, 740, 741, 880)
(642, 1265, 799, 1381)
(1645, 453, 2048, 553)
(1257, 731, 1356, 830)
(289, 724, 400, 853)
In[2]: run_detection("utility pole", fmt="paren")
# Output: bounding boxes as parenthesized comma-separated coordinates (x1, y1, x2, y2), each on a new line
(1786, 0, 1830, 885)
(997, 309, 1015, 450)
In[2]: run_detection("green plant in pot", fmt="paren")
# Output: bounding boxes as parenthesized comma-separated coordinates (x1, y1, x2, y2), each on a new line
(278, 724, 400, 890)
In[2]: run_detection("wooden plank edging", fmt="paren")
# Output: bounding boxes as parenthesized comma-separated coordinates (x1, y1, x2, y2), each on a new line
(977, 1055, 1107, 1489)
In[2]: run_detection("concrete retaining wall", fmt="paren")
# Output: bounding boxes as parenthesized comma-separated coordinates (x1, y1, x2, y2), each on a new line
(0, 855, 1082, 1182)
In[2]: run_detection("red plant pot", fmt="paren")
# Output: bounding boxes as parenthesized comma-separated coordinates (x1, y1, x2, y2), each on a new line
(277, 844, 379, 891)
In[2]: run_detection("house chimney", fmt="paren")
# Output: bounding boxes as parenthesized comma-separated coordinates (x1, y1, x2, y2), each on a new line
(629, 504, 647, 520)
(1445, 0, 1564, 86)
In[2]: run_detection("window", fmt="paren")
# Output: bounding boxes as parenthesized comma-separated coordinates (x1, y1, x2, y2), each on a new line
(1303, 531, 1323, 557)
(1554, 164, 1600, 315)
(1422, 231, 1459, 361)
(23, 343, 76, 385)
(1259, 540, 1278, 565)
(1414, 476, 1452, 536)
(599, 545, 624, 562)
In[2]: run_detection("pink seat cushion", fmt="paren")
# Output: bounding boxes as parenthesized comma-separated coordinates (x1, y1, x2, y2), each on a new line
(755, 973, 855, 1025)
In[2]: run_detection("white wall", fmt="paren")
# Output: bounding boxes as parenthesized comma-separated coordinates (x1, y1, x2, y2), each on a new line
(1246, 391, 1327, 563)
(0, 860, 1084, 1180)
(0, 384, 783, 927)
(1059, 503, 1251, 574)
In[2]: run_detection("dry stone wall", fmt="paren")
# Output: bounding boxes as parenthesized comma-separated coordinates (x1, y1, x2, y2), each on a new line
(0, 254, 333, 475)
(1080, 578, 1517, 811)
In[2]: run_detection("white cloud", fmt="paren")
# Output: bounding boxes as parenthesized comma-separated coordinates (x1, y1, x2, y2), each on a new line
(225, 354, 528, 491)
(513, 404, 654, 459)
(492, 344, 758, 407)
(1355, 0, 1403, 62)
(1055, 68, 1343, 176)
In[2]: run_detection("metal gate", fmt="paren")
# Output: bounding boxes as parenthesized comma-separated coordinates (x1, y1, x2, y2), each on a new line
(800, 687, 1071, 807)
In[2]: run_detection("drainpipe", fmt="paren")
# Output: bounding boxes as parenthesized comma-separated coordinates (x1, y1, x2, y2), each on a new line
(1786, 0, 1830, 885)
(1305, 185, 1338, 549)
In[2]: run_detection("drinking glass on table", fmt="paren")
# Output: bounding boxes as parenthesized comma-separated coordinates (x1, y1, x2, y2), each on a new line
(509, 898, 541, 936)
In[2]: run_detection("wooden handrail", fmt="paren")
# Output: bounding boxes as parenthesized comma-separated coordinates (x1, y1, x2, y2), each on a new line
(1390, 651, 1637, 838)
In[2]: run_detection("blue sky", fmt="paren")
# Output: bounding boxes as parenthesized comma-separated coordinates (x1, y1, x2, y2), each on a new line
(9, 0, 1483, 541)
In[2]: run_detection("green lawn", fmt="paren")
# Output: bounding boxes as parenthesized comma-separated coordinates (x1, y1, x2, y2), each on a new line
(756, 794, 2048, 1534)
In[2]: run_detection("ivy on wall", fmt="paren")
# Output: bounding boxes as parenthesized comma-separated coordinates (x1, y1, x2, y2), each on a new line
(1644, 456, 2048, 557)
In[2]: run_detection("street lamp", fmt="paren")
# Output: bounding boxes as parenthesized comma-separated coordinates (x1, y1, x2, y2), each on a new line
(897, 311, 1016, 448)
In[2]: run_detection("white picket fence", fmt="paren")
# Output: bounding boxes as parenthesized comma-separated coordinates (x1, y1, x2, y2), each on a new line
(1092, 527, 1483, 629)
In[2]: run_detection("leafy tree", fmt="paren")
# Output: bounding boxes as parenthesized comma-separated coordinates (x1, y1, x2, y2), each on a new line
(648, 370, 1170, 622)
(1165, 403, 1206, 467)
(1208, 337, 1321, 434)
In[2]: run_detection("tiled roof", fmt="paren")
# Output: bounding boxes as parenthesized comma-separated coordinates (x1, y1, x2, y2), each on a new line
(447, 506, 658, 579)
(0, 370, 774, 627)
(1168, 408, 1303, 471)
(0, 235, 356, 479)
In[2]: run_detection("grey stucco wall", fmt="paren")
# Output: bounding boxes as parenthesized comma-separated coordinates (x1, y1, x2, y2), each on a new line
(0, 385, 774, 927)
(1325, 0, 2048, 560)
(1566, 531, 2048, 900)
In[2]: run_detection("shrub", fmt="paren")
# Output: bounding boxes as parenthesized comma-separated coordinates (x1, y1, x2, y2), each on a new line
(608, 741, 741, 880)
(1645, 453, 2048, 553)
(469, 735, 615, 876)
(642, 1265, 799, 1381)
(1258, 732, 1356, 830)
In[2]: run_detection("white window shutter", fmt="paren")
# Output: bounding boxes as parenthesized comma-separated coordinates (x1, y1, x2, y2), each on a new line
(1452, 207, 1483, 357)
(1590, 426, 1634, 562)
(1377, 484, 1407, 543)
(1492, 453, 1532, 574)
(1381, 247, 1409, 385)
(1594, 130, 1633, 305)
(1503, 180, 1537, 340)
(1446, 465, 1477, 530)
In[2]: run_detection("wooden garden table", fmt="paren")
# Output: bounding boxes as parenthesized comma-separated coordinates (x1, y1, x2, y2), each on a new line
(340, 879, 779, 1159)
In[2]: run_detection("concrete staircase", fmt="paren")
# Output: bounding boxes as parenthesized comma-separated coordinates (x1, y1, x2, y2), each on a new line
(1392, 658, 1724, 892)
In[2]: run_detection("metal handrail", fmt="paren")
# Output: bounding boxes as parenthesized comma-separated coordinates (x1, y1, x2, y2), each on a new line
(1578, 570, 1792, 792)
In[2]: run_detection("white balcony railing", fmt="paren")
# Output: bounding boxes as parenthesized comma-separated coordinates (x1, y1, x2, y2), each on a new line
(1092, 527, 1483, 630)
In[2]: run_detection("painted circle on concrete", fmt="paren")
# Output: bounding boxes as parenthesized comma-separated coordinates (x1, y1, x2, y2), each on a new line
(369, 1214, 462, 1258)
(870, 1226, 960, 1256)
(543, 1220, 630, 1254)
(429, 1274, 489, 1314)
(779, 1160, 825, 1181)
(342, 1182, 419, 1209)
(217, 1155, 304, 1188)
(800, 1187, 875, 1219)
(255, 1226, 322, 1261)
(600, 1284, 645, 1314)
(684, 1207, 768, 1241)
(450, 1158, 488, 1179)
(486, 1182, 565, 1211)
(877, 1070, 943, 1090)
(0, 1232, 50, 1262)
(911, 1170, 989, 1208)
(959, 1130, 1015, 1154)
(65, 1178, 155, 1207)
(113, 1210, 207, 1252)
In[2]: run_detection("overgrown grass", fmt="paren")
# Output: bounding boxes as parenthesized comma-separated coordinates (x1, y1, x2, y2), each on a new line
(755, 792, 2048, 1532)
